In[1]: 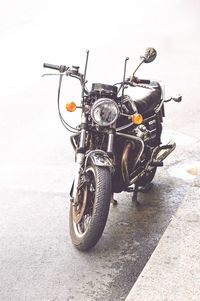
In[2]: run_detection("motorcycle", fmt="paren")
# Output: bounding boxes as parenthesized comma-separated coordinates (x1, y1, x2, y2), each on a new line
(43, 48, 182, 251)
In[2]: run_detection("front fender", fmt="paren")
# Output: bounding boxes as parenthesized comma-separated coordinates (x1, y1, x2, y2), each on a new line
(84, 150, 113, 171)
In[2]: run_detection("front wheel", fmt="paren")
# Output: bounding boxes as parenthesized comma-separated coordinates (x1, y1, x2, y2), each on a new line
(69, 164, 112, 251)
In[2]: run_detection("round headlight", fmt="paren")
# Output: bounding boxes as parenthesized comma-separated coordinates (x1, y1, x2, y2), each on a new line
(91, 98, 119, 127)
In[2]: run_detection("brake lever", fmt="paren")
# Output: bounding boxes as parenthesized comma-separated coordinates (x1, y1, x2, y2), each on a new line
(42, 73, 62, 77)
(172, 95, 182, 102)
(164, 95, 182, 103)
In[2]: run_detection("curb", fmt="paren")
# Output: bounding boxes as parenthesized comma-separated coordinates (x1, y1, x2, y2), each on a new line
(125, 177, 200, 301)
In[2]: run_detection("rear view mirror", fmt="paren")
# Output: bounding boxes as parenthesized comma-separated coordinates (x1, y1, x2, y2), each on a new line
(141, 48, 157, 63)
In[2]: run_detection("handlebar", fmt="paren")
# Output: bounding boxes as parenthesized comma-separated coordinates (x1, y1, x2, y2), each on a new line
(132, 76, 150, 85)
(135, 78, 150, 84)
(43, 62, 88, 94)
(43, 63, 69, 73)
(122, 78, 151, 87)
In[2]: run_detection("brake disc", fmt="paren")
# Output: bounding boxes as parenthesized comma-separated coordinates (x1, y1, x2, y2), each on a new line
(72, 183, 89, 224)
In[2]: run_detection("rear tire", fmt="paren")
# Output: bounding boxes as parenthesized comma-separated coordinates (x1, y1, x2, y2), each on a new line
(137, 167, 157, 187)
(69, 164, 111, 251)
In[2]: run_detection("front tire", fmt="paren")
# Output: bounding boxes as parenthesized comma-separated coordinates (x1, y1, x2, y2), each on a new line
(69, 164, 111, 251)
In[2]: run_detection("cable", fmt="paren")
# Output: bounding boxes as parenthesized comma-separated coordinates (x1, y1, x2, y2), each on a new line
(57, 75, 79, 134)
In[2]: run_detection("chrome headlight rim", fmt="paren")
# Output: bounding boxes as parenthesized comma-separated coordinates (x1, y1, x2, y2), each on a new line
(91, 98, 119, 127)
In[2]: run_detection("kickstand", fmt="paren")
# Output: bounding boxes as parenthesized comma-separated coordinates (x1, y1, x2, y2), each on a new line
(132, 184, 140, 205)
(111, 194, 118, 206)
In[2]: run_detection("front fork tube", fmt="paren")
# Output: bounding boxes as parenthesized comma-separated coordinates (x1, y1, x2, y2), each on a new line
(107, 129, 115, 155)
(107, 129, 115, 204)
(72, 114, 87, 200)
(72, 152, 85, 201)
(71, 126, 115, 201)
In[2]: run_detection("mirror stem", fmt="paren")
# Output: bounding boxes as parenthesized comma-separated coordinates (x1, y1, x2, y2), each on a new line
(131, 58, 145, 81)
(122, 57, 129, 99)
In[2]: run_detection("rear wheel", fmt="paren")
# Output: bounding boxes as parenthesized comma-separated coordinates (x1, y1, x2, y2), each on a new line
(137, 167, 157, 187)
(69, 164, 111, 251)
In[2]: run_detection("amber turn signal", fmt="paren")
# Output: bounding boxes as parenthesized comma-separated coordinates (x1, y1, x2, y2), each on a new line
(66, 102, 76, 112)
(132, 113, 143, 125)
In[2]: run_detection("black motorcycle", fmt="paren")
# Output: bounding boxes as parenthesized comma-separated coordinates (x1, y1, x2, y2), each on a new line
(43, 48, 181, 251)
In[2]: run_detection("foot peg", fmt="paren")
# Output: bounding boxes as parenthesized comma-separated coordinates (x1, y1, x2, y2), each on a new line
(150, 142, 176, 167)
(150, 160, 163, 167)
(157, 142, 176, 161)
(160, 144, 175, 150)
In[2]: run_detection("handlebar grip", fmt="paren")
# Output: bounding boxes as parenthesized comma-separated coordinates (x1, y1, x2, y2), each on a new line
(137, 78, 151, 84)
(43, 63, 60, 71)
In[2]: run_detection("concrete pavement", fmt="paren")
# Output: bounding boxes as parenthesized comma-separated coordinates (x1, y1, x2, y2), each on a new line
(0, 159, 190, 301)
(126, 174, 200, 301)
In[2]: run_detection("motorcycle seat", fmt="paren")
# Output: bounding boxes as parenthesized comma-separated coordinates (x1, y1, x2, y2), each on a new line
(133, 81, 162, 115)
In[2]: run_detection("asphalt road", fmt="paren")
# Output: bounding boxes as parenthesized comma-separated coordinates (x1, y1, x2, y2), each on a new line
(1, 1, 200, 300)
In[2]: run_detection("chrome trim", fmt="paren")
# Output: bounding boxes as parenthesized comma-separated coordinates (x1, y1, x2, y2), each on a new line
(157, 142, 176, 161)
(116, 132, 144, 186)
(116, 122, 133, 132)
(122, 95, 137, 113)
(79, 129, 86, 148)
(107, 133, 114, 153)
(143, 114, 157, 122)
(91, 98, 119, 127)
(70, 133, 80, 150)
(79, 113, 87, 148)
(72, 153, 85, 199)
(129, 171, 145, 186)
(129, 141, 176, 186)
(154, 80, 165, 113)
(84, 150, 113, 170)
(121, 142, 132, 184)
